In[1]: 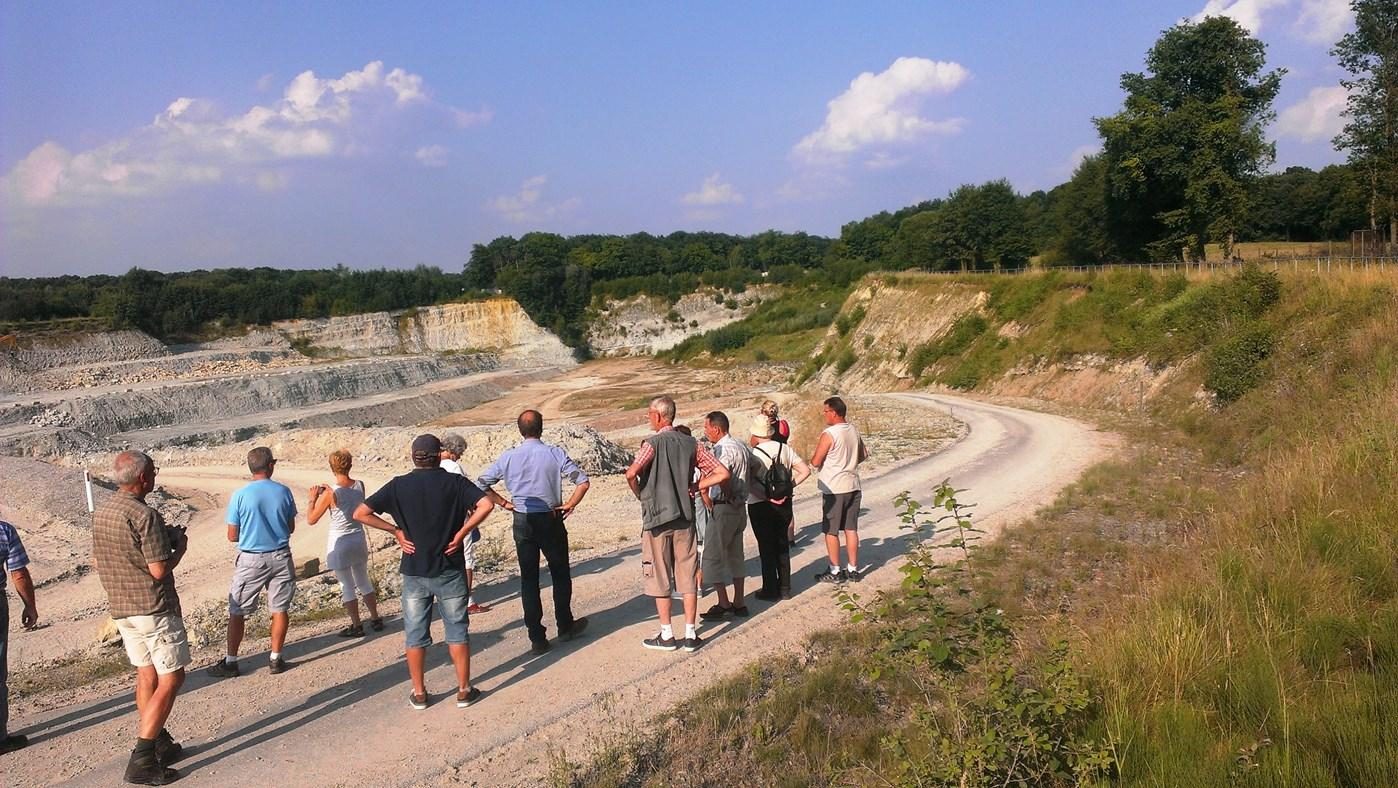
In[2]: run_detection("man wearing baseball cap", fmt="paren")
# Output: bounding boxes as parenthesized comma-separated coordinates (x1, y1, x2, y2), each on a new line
(354, 434, 493, 709)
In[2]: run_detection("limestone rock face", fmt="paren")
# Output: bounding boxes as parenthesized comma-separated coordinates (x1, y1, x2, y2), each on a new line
(273, 300, 575, 367)
(1, 331, 168, 392)
(585, 287, 771, 356)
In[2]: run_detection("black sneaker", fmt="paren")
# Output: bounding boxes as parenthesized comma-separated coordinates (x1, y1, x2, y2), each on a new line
(682, 634, 703, 652)
(530, 639, 551, 656)
(206, 660, 240, 679)
(845, 568, 863, 582)
(560, 616, 589, 642)
(0, 734, 29, 754)
(642, 634, 679, 651)
(409, 692, 429, 711)
(814, 569, 842, 584)
(268, 657, 293, 675)
(733, 605, 751, 617)
(753, 589, 781, 601)
(154, 729, 183, 765)
(123, 748, 179, 785)
(699, 604, 732, 621)
(456, 686, 482, 708)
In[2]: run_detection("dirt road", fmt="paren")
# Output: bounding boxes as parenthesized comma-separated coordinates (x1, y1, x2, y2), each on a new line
(3, 394, 1113, 787)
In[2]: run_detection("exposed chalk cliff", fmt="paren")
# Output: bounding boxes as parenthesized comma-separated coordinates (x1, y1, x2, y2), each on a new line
(273, 299, 575, 366)
(0, 330, 168, 391)
(586, 287, 770, 356)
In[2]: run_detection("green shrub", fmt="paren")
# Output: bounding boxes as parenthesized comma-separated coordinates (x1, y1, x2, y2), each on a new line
(1205, 321, 1274, 402)
(834, 346, 858, 374)
(835, 304, 867, 337)
(907, 313, 989, 378)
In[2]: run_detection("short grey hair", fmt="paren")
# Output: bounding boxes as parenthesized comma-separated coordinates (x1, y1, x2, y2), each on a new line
(441, 433, 467, 458)
(247, 446, 275, 475)
(112, 450, 153, 486)
(649, 395, 676, 424)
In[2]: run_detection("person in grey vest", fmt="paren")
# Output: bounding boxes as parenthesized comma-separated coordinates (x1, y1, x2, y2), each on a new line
(478, 410, 592, 656)
(625, 396, 730, 652)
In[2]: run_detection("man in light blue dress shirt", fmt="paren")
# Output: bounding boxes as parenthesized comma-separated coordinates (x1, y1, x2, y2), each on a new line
(478, 410, 591, 655)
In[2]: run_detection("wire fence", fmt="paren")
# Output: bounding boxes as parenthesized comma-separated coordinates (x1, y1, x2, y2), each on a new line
(915, 257, 1398, 277)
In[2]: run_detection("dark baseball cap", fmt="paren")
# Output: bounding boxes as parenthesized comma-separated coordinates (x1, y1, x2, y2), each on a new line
(411, 434, 442, 460)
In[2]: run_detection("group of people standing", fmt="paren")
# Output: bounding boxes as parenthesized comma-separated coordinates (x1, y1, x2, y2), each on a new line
(0, 395, 866, 786)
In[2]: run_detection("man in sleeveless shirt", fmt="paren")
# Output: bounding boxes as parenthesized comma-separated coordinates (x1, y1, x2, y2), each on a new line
(810, 396, 869, 583)
(625, 396, 730, 652)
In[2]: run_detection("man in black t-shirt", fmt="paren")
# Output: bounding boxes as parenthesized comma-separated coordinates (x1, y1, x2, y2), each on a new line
(354, 434, 493, 710)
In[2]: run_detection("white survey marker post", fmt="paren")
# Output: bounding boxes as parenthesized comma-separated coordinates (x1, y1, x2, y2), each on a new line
(84, 469, 95, 513)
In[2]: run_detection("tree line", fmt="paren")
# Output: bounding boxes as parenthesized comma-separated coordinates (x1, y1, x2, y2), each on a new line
(0, 266, 470, 340)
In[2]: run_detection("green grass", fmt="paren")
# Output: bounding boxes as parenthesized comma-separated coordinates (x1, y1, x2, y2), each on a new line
(564, 268, 1398, 786)
(659, 282, 851, 363)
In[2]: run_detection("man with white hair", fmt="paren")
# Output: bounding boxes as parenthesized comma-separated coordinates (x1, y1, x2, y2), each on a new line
(91, 450, 190, 785)
(625, 396, 730, 652)
(440, 433, 488, 615)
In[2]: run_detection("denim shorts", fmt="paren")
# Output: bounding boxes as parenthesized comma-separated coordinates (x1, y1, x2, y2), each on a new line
(400, 569, 470, 649)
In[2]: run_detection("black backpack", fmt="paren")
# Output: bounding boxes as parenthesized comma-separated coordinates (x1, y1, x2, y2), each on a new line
(754, 445, 795, 502)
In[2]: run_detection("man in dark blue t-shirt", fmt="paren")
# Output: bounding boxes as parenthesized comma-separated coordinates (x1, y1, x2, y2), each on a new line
(354, 434, 493, 710)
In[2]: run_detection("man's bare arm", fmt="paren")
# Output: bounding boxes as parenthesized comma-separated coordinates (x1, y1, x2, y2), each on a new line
(810, 432, 832, 469)
(11, 566, 37, 628)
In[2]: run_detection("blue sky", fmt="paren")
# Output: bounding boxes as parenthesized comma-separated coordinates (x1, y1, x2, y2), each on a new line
(0, 1, 1356, 276)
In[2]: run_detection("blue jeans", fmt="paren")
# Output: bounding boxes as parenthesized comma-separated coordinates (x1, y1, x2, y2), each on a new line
(401, 570, 469, 649)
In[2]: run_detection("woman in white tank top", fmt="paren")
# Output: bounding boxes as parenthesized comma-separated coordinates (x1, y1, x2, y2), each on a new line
(307, 450, 383, 637)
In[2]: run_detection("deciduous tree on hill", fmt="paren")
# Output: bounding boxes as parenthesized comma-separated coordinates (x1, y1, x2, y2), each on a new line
(1333, 0, 1398, 248)
(1096, 17, 1283, 261)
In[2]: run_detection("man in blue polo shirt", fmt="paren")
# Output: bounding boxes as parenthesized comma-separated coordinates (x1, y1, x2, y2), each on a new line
(1, 517, 38, 754)
(478, 410, 591, 656)
(208, 447, 298, 679)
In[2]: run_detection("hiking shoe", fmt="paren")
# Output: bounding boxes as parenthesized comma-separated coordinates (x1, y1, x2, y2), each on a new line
(682, 635, 703, 652)
(205, 660, 240, 679)
(409, 692, 429, 710)
(642, 634, 679, 651)
(268, 657, 293, 675)
(338, 623, 365, 638)
(814, 569, 842, 584)
(560, 616, 589, 642)
(845, 568, 863, 582)
(123, 749, 178, 786)
(154, 729, 183, 765)
(530, 639, 552, 656)
(466, 603, 491, 615)
(699, 604, 732, 621)
(369, 617, 385, 632)
(733, 605, 750, 617)
(456, 687, 482, 708)
(0, 734, 29, 754)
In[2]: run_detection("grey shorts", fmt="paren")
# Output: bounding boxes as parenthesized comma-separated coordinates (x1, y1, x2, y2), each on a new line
(821, 491, 862, 534)
(229, 547, 296, 616)
(700, 502, 747, 585)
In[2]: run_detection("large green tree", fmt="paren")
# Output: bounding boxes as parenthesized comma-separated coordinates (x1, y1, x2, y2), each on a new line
(1333, 0, 1398, 249)
(1096, 17, 1283, 261)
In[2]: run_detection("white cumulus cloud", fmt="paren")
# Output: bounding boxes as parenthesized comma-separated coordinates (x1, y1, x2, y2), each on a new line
(793, 57, 969, 164)
(488, 176, 581, 224)
(1277, 84, 1349, 142)
(1294, 0, 1353, 44)
(414, 145, 449, 167)
(681, 173, 743, 206)
(1190, 0, 1290, 34)
(3, 61, 486, 207)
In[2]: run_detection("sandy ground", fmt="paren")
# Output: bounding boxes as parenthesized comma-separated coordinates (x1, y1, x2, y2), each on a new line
(2, 390, 1115, 787)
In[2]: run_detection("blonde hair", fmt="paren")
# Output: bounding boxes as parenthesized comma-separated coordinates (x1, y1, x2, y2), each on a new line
(329, 449, 353, 475)
(760, 400, 780, 419)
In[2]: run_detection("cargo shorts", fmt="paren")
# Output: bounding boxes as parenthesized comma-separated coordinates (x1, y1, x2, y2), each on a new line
(228, 547, 296, 616)
(116, 613, 192, 675)
(641, 520, 699, 598)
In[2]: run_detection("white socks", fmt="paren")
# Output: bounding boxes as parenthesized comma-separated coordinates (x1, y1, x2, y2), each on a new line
(684, 624, 697, 639)
(225, 655, 237, 665)
(660, 624, 674, 640)
(830, 564, 841, 574)
(846, 564, 858, 573)
(270, 651, 281, 662)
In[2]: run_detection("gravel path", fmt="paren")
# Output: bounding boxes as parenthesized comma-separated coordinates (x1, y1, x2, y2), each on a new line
(1, 393, 1114, 787)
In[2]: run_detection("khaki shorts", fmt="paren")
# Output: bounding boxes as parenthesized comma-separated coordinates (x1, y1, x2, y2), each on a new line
(641, 520, 699, 597)
(116, 613, 192, 675)
(700, 502, 747, 585)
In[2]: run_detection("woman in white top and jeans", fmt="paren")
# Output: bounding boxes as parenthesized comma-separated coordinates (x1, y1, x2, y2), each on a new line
(307, 450, 383, 637)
